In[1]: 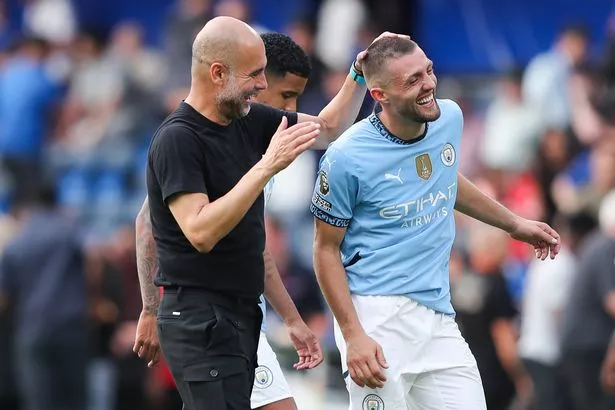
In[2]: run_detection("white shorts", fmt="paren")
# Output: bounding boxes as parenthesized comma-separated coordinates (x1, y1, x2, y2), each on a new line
(251, 332, 293, 409)
(334, 295, 486, 410)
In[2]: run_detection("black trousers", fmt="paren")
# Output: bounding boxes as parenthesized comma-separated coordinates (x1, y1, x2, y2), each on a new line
(522, 359, 571, 410)
(561, 349, 615, 410)
(158, 288, 262, 410)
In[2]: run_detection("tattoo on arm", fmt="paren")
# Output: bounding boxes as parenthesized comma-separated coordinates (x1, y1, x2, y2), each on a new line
(136, 197, 160, 314)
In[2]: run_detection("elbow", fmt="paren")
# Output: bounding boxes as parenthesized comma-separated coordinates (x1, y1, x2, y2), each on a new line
(189, 233, 216, 253)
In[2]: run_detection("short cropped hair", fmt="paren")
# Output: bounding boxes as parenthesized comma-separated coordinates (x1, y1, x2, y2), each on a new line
(362, 37, 417, 87)
(261, 32, 311, 79)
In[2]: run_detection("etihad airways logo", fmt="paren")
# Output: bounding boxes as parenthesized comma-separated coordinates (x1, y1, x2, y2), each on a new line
(379, 182, 456, 227)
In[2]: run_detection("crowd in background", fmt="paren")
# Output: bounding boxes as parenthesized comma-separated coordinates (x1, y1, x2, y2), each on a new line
(0, 0, 614, 409)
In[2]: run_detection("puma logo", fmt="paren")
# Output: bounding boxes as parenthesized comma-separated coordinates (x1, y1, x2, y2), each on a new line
(384, 168, 403, 184)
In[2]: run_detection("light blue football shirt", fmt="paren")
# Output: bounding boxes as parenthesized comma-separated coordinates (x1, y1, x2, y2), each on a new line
(310, 99, 463, 315)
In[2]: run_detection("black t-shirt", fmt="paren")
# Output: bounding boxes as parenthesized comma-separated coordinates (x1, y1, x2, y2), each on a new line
(451, 270, 517, 402)
(147, 102, 298, 298)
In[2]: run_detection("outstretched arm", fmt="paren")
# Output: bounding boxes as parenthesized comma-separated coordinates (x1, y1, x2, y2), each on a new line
(263, 249, 323, 369)
(454, 173, 560, 259)
(133, 197, 162, 367)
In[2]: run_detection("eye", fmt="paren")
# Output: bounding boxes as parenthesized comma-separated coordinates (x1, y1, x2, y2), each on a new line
(427, 65, 434, 74)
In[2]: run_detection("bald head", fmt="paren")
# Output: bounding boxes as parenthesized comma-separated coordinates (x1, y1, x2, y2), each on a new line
(362, 37, 418, 88)
(192, 16, 263, 71)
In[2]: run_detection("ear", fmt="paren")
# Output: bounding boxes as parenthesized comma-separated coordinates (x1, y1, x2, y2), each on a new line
(210, 62, 227, 85)
(369, 87, 388, 105)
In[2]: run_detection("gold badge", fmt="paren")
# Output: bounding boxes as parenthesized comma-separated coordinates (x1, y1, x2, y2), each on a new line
(415, 153, 432, 180)
(319, 171, 330, 195)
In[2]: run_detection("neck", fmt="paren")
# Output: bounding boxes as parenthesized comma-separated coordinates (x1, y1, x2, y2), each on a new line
(379, 108, 426, 141)
(185, 85, 232, 126)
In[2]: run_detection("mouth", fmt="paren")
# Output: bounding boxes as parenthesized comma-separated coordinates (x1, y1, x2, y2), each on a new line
(244, 92, 259, 103)
(417, 92, 435, 107)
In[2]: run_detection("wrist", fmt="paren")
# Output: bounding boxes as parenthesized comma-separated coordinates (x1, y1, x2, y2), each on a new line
(341, 322, 365, 341)
(283, 312, 304, 327)
(255, 158, 277, 180)
(349, 60, 365, 85)
(142, 305, 158, 315)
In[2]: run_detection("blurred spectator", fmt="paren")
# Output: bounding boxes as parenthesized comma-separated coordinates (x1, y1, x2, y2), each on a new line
(451, 224, 529, 410)
(551, 139, 615, 218)
(161, 0, 212, 113)
(519, 212, 596, 410)
(0, 36, 60, 204)
(480, 67, 540, 173)
(0, 185, 89, 410)
(287, 16, 327, 97)
(53, 29, 125, 161)
(522, 24, 589, 133)
(315, 0, 365, 69)
(213, 0, 269, 33)
(22, 0, 76, 46)
(560, 189, 615, 410)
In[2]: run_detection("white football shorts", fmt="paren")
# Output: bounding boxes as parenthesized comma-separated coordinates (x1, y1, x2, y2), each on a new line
(334, 295, 486, 410)
(251, 332, 294, 409)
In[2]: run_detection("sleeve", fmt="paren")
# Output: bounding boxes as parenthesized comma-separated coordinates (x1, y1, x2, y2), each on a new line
(310, 147, 358, 228)
(486, 275, 517, 323)
(149, 125, 208, 204)
(248, 103, 299, 153)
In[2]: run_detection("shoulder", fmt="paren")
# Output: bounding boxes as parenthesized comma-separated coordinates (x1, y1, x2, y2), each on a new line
(437, 99, 463, 121)
(328, 117, 376, 153)
(150, 121, 199, 153)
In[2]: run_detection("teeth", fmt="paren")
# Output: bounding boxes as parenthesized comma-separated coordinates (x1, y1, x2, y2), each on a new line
(418, 94, 434, 105)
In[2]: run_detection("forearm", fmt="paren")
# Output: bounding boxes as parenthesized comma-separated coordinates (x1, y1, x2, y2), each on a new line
(317, 74, 367, 141)
(189, 161, 274, 251)
(136, 198, 160, 314)
(454, 173, 518, 233)
(313, 246, 363, 340)
(263, 249, 302, 326)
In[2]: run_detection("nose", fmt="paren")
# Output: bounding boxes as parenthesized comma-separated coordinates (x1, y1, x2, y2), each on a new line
(285, 100, 297, 112)
(256, 72, 267, 90)
(423, 75, 436, 91)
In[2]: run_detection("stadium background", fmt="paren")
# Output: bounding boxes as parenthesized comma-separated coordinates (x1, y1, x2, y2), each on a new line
(0, 0, 614, 409)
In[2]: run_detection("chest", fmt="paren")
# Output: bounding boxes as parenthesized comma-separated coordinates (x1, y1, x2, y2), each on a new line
(359, 139, 459, 223)
(200, 129, 264, 199)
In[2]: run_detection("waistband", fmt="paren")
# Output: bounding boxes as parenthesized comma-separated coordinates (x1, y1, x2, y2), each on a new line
(162, 286, 261, 315)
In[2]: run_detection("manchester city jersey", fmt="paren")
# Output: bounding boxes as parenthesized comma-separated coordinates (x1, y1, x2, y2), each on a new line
(310, 99, 463, 315)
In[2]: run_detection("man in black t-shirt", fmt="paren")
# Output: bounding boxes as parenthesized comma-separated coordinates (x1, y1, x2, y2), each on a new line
(143, 16, 403, 410)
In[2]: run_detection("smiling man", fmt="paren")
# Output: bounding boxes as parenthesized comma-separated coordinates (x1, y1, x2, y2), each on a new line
(311, 36, 561, 410)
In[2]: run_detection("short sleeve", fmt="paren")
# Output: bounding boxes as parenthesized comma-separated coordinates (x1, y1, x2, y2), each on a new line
(149, 125, 207, 204)
(310, 147, 357, 228)
(247, 103, 298, 153)
(486, 275, 517, 322)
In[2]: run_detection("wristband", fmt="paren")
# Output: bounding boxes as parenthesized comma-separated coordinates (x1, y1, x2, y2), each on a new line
(349, 62, 365, 85)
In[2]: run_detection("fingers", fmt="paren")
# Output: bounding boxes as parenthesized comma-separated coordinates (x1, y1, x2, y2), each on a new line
(309, 340, 324, 368)
(538, 222, 560, 245)
(375, 344, 388, 369)
(349, 364, 367, 388)
(276, 115, 288, 131)
(148, 348, 161, 368)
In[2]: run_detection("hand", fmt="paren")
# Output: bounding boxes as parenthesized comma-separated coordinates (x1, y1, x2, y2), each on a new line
(346, 331, 388, 388)
(509, 217, 561, 260)
(287, 320, 324, 370)
(354, 32, 413, 73)
(132, 310, 161, 367)
(262, 117, 320, 174)
(601, 345, 615, 393)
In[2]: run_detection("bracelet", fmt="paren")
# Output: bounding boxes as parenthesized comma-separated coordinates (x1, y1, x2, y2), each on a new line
(349, 61, 365, 85)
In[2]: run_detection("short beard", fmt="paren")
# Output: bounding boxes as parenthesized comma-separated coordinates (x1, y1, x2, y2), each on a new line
(215, 74, 250, 120)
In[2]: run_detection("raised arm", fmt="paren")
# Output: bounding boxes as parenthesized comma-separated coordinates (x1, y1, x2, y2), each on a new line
(455, 172, 560, 259)
(297, 32, 411, 141)
(167, 119, 319, 252)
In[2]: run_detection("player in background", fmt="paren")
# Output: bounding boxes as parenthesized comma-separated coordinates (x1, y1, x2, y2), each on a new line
(311, 36, 560, 410)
